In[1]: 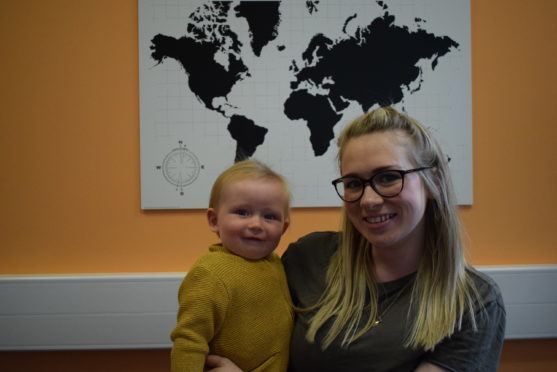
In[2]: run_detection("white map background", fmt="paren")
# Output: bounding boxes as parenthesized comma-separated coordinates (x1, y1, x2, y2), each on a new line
(138, 0, 472, 209)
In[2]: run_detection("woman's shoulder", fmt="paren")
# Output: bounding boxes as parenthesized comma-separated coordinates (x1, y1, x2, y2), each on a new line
(465, 265, 505, 308)
(282, 232, 340, 304)
(282, 231, 340, 270)
(284, 231, 340, 258)
(291, 231, 341, 246)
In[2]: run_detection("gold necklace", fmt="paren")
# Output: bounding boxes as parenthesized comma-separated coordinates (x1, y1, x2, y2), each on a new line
(371, 279, 412, 327)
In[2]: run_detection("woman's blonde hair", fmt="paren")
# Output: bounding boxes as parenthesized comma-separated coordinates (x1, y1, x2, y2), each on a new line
(306, 107, 479, 350)
(208, 159, 291, 218)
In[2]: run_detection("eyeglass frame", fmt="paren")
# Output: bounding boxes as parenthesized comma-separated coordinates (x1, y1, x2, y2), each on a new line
(331, 166, 433, 202)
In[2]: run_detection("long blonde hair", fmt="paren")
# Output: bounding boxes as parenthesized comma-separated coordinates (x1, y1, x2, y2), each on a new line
(306, 107, 479, 350)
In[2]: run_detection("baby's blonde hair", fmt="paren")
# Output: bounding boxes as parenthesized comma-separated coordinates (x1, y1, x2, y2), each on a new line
(208, 159, 291, 218)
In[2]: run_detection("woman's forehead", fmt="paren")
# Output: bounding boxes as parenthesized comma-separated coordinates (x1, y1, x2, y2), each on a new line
(341, 131, 413, 169)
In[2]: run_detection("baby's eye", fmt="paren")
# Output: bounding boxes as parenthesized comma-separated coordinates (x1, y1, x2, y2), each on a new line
(264, 213, 279, 221)
(234, 209, 249, 217)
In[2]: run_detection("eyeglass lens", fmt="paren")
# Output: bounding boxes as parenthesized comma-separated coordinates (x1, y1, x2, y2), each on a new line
(335, 170, 404, 201)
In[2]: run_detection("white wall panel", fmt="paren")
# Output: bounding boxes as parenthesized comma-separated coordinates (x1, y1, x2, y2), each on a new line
(480, 266, 557, 339)
(1, 266, 556, 350)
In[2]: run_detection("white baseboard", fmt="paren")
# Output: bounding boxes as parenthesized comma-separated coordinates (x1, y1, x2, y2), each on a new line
(0, 266, 556, 350)
(0, 274, 182, 350)
(479, 265, 557, 339)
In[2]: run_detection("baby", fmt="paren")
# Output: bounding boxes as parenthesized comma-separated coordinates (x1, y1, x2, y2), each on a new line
(171, 159, 293, 372)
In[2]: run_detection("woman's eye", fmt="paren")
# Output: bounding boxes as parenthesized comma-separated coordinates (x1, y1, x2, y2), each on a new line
(375, 171, 402, 185)
(345, 178, 363, 189)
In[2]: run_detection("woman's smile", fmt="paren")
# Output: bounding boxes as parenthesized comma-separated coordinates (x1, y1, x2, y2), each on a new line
(364, 213, 397, 225)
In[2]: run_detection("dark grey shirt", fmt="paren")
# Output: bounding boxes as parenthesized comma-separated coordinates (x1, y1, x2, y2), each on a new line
(282, 231, 506, 372)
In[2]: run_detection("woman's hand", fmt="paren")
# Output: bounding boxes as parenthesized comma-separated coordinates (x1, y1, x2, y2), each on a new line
(205, 355, 243, 372)
(415, 362, 448, 371)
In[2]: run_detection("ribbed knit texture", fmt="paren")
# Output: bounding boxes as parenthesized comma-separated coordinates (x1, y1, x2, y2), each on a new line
(171, 244, 293, 372)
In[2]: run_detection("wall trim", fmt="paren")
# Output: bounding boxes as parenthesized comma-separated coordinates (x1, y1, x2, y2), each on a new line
(1, 265, 556, 350)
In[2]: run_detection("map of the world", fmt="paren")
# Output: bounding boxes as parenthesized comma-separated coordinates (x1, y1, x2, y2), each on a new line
(139, 0, 472, 209)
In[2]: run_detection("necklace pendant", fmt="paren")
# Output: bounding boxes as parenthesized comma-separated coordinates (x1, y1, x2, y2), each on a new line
(372, 319, 381, 327)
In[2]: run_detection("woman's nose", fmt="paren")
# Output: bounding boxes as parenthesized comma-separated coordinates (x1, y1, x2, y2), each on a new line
(360, 184, 384, 206)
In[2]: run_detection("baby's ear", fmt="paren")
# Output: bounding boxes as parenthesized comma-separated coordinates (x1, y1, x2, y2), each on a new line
(207, 208, 219, 233)
(282, 218, 290, 234)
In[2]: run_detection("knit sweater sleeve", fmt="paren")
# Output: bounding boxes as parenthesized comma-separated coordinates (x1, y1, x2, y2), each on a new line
(170, 263, 230, 372)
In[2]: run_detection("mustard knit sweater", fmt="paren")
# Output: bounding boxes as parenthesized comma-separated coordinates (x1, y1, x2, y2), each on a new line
(170, 244, 293, 372)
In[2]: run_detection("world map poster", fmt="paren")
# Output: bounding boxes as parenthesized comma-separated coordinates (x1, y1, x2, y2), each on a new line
(138, 0, 472, 209)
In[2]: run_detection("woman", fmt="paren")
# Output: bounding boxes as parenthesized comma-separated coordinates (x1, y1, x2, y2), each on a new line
(208, 107, 506, 371)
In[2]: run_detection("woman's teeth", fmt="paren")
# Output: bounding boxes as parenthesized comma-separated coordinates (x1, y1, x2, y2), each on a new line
(366, 214, 395, 223)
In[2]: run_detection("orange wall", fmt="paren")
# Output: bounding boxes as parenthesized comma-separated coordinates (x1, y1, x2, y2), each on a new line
(1, 0, 556, 370)
(0, 0, 556, 275)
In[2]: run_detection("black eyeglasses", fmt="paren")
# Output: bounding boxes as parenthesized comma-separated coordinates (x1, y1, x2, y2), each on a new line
(331, 167, 432, 202)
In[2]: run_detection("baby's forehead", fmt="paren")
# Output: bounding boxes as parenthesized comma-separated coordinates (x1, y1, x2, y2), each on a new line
(220, 177, 290, 207)
(225, 175, 284, 188)
(222, 177, 288, 196)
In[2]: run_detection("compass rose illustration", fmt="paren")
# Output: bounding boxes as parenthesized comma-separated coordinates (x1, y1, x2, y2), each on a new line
(156, 141, 203, 196)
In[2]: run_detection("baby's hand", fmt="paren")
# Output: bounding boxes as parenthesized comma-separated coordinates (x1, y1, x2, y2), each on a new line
(205, 355, 244, 372)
